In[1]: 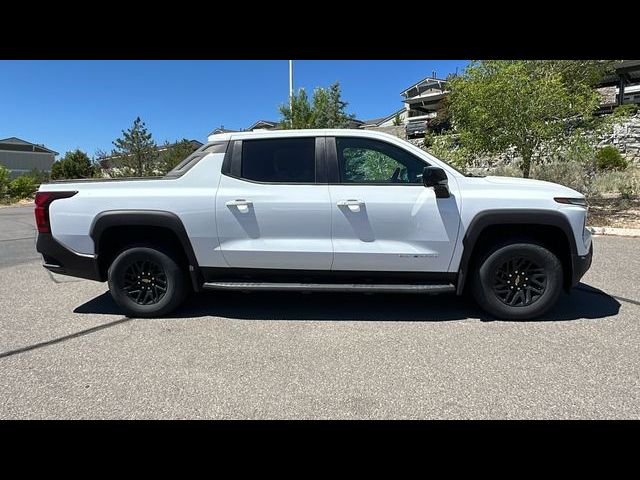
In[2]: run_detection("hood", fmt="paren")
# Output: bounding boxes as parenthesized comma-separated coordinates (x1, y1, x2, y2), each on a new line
(483, 175, 583, 197)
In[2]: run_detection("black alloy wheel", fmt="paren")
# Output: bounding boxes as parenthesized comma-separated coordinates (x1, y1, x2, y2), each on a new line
(122, 259, 168, 305)
(492, 256, 547, 307)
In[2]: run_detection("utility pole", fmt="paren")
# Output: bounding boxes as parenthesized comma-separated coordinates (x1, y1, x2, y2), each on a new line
(289, 60, 294, 127)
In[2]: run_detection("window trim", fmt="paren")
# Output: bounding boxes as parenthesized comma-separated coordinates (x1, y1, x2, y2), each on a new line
(326, 136, 431, 186)
(221, 136, 327, 185)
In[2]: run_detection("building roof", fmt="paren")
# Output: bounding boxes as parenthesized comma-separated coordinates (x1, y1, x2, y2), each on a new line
(0, 137, 58, 155)
(598, 60, 640, 86)
(247, 120, 280, 130)
(360, 116, 387, 127)
(400, 77, 448, 97)
(361, 108, 406, 127)
(209, 127, 239, 135)
(156, 139, 203, 152)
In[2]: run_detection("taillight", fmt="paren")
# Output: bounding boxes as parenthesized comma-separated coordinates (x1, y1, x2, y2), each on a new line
(34, 191, 77, 233)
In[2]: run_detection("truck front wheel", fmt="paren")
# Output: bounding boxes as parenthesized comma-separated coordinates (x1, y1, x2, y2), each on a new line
(107, 247, 188, 318)
(471, 242, 563, 320)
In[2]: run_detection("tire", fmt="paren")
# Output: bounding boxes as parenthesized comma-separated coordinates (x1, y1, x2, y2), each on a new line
(471, 242, 563, 320)
(107, 246, 188, 318)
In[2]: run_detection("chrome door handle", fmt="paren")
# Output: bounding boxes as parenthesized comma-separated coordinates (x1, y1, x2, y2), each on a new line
(337, 199, 364, 212)
(226, 199, 253, 212)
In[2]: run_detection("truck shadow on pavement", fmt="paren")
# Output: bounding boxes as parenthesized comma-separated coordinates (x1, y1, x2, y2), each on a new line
(74, 282, 623, 322)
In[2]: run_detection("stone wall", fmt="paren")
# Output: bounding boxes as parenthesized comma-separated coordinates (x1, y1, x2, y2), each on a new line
(600, 113, 640, 163)
(597, 86, 617, 106)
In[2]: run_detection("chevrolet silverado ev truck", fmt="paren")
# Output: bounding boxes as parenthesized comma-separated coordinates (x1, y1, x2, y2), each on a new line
(35, 129, 593, 319)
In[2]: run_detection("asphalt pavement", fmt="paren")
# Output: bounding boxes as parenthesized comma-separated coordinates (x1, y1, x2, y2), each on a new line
(0, 204, 638, 419)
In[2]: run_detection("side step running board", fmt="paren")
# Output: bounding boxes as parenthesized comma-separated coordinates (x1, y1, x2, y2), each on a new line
(202, 282, 456, 294)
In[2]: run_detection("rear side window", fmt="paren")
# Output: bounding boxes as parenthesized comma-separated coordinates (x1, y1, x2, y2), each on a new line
(241, 138, 315, 183)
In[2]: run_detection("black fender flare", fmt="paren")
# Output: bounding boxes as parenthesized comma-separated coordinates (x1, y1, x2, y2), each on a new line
(456, 209, 578, 294)
(90, 210, 202, 289)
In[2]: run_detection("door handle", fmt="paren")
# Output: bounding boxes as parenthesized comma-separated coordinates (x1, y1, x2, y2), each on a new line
(337, 199, 364, 212)
(226, 199, 253, 212)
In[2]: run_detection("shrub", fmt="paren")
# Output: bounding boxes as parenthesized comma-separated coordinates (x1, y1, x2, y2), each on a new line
(531, 161, 591, 194)
(586, 167, 640, 198)
(596, 146, 628, 171)
(612, 104, 639, 119)
(618, 174, 640, 199)
(424, 133, 470, 170)
(0, 165, 10, 199)
(8, 175, 37, 199)
(27, 168, 50, 185)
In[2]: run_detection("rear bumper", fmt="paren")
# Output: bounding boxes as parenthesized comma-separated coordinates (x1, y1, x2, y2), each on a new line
(570, 242, 593, 287)
(36, 233, 103, 281)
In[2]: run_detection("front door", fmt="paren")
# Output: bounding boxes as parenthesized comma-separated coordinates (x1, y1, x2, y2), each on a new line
(327, 136, 460, 273)
(215, 136, 333, 270)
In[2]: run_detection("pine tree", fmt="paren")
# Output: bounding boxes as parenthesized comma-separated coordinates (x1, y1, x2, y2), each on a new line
(112, 117, 158, 176)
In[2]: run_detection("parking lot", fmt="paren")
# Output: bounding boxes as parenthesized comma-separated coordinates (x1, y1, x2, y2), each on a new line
(0, 204, 639, 419)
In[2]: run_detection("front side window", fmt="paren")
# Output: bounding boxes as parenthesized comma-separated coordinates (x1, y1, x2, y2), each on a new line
(336, 137, 427, 184)
(241, 138, 315, 183)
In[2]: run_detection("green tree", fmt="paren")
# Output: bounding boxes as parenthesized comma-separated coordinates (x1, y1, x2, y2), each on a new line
(0, 165, 10, 200)
(111, 117, 158, 176)
(50, 149, 94, 180)
(279, 81, 355, 129)
(157, 139, 199, 174)
(448, 60, 616, 177)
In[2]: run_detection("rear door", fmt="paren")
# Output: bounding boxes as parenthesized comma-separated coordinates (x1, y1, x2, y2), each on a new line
(327, 136, 460, 272)
(215, 136, 333, 270)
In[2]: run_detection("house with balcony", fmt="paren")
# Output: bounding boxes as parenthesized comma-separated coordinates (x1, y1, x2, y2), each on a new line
(596, 60, 640, 113)
(400, 76, 449, 138)
(358, 76, 450, 138)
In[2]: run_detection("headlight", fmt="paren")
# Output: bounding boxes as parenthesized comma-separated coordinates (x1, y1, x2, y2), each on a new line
(554, 197, 588, 207)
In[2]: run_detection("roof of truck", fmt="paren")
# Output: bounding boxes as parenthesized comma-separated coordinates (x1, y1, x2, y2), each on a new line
(207, 128, 403, 143)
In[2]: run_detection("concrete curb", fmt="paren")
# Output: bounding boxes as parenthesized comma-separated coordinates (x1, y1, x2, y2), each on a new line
(587, 226, 640, 238)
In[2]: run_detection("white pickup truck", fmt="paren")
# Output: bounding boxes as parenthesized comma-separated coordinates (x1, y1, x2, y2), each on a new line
(35, 129, 593, 319)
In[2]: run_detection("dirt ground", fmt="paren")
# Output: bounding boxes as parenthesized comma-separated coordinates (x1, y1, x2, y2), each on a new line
(0, 199, 35, 209)
(587, 197, 640, 228)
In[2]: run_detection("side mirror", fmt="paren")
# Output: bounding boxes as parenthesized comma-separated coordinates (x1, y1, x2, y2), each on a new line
(423, 166, 450, 198)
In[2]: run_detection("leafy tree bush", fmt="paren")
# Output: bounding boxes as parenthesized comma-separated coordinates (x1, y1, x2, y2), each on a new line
(8, 175, 37, 199)
(157, 139, 199, 175)
(51, 150, 94, 180)
(596, 146, 628, 171)
(424, 133, 471, 170)
(27, 168, 50, 185)
(279, 82, 355, 129)
(0, 165, 10, 200)
(448, 60, 616, 177)
(612, 104, 638, 118)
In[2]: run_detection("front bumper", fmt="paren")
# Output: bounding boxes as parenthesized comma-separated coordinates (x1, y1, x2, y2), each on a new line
(570, 241, 593, 287)
(36, 233, 103, 281)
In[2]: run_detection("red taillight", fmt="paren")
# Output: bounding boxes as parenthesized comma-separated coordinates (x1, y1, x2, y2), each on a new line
(34, 191, 77, 233)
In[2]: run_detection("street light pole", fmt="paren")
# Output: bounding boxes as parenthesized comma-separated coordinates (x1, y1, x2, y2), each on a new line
(289, 60, 293, 127)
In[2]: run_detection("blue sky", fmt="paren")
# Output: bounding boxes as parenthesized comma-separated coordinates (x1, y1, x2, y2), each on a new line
(0, 60, 469, 157)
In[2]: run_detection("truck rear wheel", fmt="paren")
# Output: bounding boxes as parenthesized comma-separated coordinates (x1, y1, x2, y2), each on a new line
(471, 242, 563, 320)
(107, 247, 188, 318)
